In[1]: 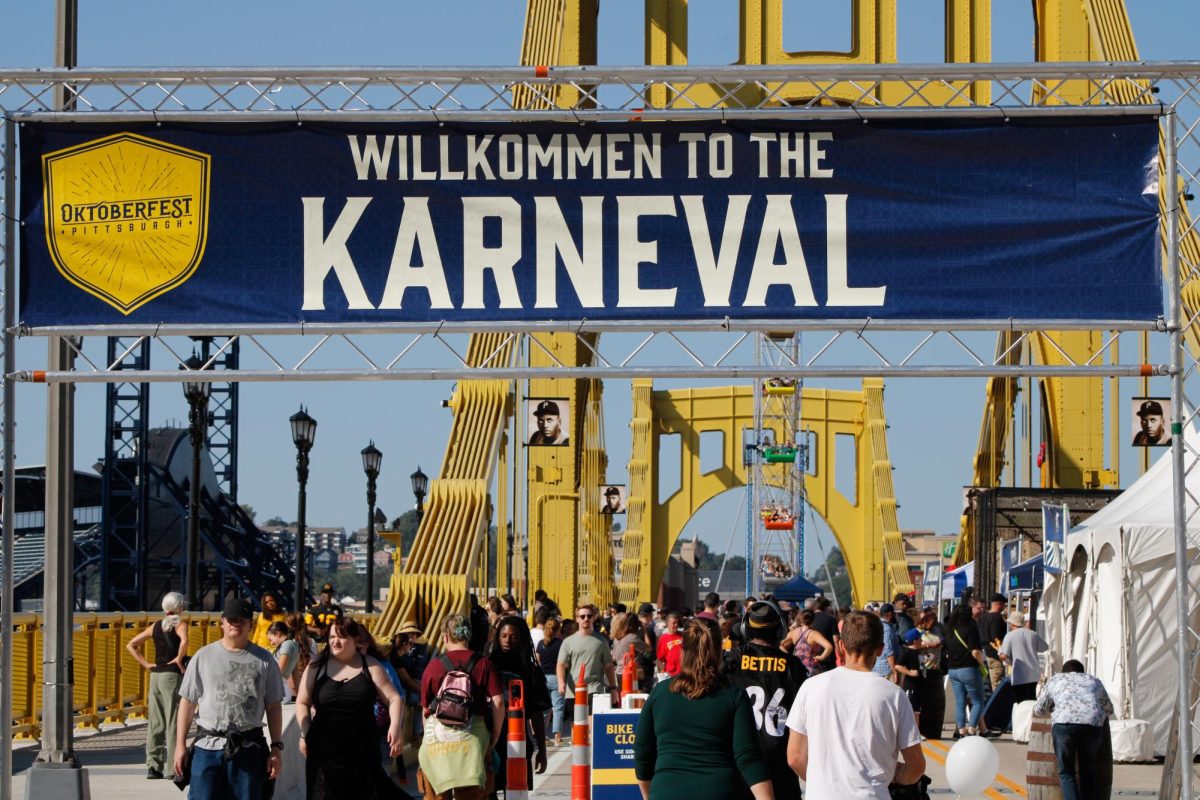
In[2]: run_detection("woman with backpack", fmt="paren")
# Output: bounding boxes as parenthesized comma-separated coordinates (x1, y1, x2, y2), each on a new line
(486, 616, 550, 797)
(418, 613, 505, 799)
(295, 617, 405, 799)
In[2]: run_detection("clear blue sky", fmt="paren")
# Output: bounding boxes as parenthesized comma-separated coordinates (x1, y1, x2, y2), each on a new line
(2, 2, 1197, 574)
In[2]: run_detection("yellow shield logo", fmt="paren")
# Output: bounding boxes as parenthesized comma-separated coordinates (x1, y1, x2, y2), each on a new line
(42, 133, 211, 314)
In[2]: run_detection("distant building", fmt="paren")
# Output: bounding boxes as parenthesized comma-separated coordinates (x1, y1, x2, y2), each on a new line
(336, 551, 356, 572)
(902, 529, 960, 589)
(263, 525, 348, 560)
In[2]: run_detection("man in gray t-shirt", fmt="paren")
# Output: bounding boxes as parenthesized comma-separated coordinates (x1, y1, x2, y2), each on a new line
(557, 603, 619, 706)
(998, 611, 1048, 703)
(175, 597, 285, 799)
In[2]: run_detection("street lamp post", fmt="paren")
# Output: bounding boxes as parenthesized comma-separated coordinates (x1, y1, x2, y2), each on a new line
(410, 465, 428, 522)
(290, 406, 317, 612)
(361, 441, 382, 613)
(181, 353, 211, 610)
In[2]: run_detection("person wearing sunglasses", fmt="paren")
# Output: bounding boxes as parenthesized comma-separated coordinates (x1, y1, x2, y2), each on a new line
(556, 604, 619, 712)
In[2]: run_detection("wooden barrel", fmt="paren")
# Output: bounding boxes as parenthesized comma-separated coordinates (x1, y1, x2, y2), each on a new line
(1027, 712, 1062, 799)
(918, 670, 946, 740)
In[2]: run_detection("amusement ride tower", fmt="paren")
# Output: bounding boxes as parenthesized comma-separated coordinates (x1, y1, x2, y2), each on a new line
(746, 333, 808, 598)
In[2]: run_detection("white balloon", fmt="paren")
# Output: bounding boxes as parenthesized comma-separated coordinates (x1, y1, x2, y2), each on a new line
(944, 735, 1000, 797)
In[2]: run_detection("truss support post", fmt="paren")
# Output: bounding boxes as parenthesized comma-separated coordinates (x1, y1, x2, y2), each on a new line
(1, 114, 17, 800)
(1165, 108, 1194, 800)
(28, 337, 89, 800)
(26, 2, 89, 794)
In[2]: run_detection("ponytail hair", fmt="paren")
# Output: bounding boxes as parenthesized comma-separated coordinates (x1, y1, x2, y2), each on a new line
(443, 613, 472, 644)
(161, 592, 185, 631)
(670, 619, 724, 700)
(543, 616, 561, 644)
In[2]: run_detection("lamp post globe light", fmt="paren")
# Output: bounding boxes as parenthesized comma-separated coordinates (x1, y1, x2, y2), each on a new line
(180, 352, 211, 610)
(290, 406, 318, 612)
(361, 441, 382, 614)
(410, 465, 428, 522)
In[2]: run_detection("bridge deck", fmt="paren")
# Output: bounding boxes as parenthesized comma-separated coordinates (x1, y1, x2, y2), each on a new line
(6, 719, 1165, 798)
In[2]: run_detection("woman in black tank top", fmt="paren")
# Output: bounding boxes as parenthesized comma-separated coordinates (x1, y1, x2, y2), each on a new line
(295, 618, 405, 799)
(125, 591, 189, 780)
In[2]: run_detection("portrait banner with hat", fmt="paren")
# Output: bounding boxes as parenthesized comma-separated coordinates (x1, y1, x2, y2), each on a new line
(1131, 396, 1172, 447)
(599, 484, 626, 514)
(526, 397, 570, 446)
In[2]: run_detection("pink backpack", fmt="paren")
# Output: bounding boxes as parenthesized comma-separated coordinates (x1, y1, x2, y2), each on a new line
(429, 653, 478, 728)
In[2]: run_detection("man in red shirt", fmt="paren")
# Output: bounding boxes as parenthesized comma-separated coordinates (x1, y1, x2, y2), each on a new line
(655, 611, 684, 676)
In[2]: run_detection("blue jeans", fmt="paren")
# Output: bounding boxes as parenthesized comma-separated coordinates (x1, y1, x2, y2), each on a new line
(544, 672, 565, 737)
(189, 743, 265, 800)
(948, 666, 985, 730)
(1052, 722, 1112, 800)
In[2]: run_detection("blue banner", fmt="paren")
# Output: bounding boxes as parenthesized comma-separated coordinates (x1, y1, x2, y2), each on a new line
(591, 710, 641, 800)
(1042, 502, 1070, 575)
(19, 117, 1161, 326)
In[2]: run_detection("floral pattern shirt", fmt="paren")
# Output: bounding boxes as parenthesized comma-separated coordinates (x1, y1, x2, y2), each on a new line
(1034, 672, 1114, 726)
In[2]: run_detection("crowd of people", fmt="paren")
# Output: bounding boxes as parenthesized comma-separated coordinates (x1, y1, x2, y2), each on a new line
(124, 582, 1111, 800)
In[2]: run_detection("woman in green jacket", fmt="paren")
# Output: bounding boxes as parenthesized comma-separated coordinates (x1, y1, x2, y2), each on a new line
(633, 619, 775, 800)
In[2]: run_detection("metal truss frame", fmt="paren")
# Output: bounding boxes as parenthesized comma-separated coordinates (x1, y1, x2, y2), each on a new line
(4, 61, 1200, 795)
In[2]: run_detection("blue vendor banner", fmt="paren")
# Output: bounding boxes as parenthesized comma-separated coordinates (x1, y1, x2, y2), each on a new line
(18, 116, 1161, 327)
(1042, 502, 1070, 575)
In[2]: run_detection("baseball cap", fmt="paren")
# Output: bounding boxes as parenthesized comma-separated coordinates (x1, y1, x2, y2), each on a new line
(534, 399, 560, 417)
(605, 486, 621, 496)
(903, 628, 923, 644)
(990, 593, 1006, 605)
(638, 602, 655, 616)
(222, 597, 253, 621)
(320, 582, 335, 594)
(879, 603, 895, 615)
(1137, 399, 1164, 417)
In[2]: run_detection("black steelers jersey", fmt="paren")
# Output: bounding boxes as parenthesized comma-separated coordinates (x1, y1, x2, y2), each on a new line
(725, 641, 807, 800)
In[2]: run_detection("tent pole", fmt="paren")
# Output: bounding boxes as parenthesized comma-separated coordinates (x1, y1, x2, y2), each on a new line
(1165, 108, 1193, 800)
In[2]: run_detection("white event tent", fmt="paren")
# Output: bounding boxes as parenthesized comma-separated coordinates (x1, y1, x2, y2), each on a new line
(1044, 427, 1200, 757)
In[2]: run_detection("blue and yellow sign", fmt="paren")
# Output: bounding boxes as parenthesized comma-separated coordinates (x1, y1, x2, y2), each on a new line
(19, 117, 1161, 327)
(592, 710, 641, 800)
(40, 132, 210, 315)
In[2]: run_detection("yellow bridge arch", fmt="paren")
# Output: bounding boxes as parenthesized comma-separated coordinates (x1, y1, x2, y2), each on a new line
(617, 378, 910, 609)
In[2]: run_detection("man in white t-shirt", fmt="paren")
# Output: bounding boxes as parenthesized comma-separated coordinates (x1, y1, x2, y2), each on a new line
(786, 610, 925, 799)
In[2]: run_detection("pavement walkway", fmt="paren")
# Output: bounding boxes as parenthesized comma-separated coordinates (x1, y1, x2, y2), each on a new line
(4, 722, 1167, 799)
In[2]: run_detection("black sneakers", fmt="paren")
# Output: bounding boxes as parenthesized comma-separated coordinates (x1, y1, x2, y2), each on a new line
(147, 768, 164, 780)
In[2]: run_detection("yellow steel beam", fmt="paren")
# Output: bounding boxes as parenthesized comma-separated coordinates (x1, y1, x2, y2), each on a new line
(955, 333, 1023, 566)
(377, 335, 517, 641)
(862, 378, 913, 597)
(617, 380, 655, 606)
(577, 379, 614, 608)
(525, 334, 596, 613)
(646, 0, 990, 109)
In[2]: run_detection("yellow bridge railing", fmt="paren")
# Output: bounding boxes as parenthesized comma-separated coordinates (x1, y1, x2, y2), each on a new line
(7, 611, 382, 739)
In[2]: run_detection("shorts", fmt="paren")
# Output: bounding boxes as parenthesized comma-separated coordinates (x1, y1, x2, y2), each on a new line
(904, 687, 922, 714)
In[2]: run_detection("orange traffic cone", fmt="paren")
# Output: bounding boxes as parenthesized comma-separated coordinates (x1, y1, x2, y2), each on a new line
(621, 649, 638, 704)
(571, 665, 590, 800)
(506, 678, 529, 799)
